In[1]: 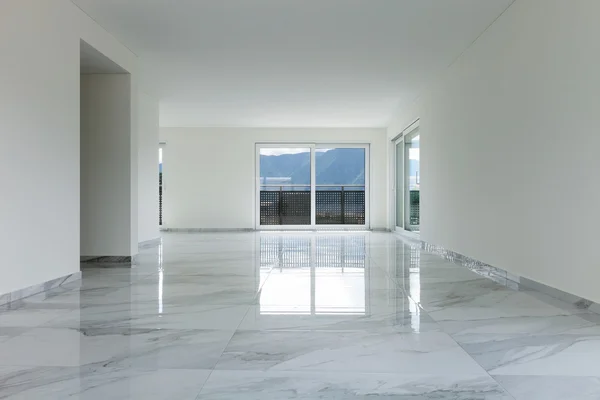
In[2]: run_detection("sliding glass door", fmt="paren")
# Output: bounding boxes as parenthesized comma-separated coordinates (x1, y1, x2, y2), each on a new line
(394, 124, 420, 233)
(257, 144, 369, 229)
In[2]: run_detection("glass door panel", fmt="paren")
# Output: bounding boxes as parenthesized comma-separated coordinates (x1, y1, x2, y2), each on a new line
(395, 140, 404, 230)
(405, 133, 420, 231)
(259, 147, 311, 226)
(315, 147, 366, 225)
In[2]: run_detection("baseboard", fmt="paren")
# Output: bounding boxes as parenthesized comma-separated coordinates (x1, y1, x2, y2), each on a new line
(162, 227, 386, 233)
(138, 237, 162, 249)
(421, 242, 521, 290)
(161, 228, 255, 232)
(395, 231, 600, 315)
(518, 276, 600, 313)
(80, 255, 136, 268)
(393, 229, 422, 244)
(0, 271, 81, 307)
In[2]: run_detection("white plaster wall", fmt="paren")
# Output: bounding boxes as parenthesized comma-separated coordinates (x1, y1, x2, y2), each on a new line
(138, 93, 160, 243)
(0, 0, 138, 295)
(387, 0, 600, 302)
(80, 74, 133, 257)
(159, 128, 387, 230)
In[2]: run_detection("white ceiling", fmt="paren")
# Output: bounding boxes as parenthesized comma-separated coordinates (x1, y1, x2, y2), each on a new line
(72, 0, 514, 127)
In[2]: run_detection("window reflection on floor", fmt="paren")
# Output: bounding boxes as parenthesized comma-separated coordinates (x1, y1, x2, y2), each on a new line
(259, 235, 366, 315)
(408, 246, 421, 331)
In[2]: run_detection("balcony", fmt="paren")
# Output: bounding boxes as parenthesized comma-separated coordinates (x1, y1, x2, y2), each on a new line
(260, 185, 365, 226)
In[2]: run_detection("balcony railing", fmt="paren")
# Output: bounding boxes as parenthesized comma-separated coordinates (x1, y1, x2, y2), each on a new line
(159, 172, 163, 226)
(260, 185, 365, 226)
(409, 190, 420, 226)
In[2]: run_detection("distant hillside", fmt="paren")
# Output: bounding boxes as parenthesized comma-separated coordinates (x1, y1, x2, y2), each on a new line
(260, 148, 365, 185)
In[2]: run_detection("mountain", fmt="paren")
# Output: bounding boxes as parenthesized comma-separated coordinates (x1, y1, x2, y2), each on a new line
(260, 148, 365, 186)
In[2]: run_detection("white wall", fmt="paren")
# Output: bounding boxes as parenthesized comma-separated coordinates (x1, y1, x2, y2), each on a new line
(387, 0, 600, 302)
(138, 93, 160, 243)
(80, 74, 134, 257)
(0, 0, 139, 295)
(160, 128, 388, 230)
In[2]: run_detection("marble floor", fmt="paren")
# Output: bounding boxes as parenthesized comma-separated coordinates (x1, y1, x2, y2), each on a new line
(1, 232, 600, 399)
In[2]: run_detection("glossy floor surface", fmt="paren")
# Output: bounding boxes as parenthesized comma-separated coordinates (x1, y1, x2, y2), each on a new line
(1, 232, 600, 399)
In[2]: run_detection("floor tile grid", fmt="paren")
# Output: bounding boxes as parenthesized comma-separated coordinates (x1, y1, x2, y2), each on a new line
(5, 233, 600, 398)
(191, 252, 277, 394)
(368, 244, 532, 399)
(369, 249, 521, 399)
(450, 331, 518, 400)
(0, 270, 257, 397)
(193, 294, 257, 399)
(376, 242, 600, 399)
(192, 246, 277, 397)
(24, 266, 165, 330)
(198, 245, 509, 398)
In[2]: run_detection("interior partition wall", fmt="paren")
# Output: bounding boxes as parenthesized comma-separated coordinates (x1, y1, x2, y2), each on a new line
(256, 143, 370, 230)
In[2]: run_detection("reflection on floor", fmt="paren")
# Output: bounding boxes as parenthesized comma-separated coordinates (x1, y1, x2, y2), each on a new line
(1, 232, 600, 399)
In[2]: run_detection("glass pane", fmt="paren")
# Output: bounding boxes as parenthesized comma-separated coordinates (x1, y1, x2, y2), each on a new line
(395, 142, 403, 228)
(408, 135, 420, 190)
(259, 148, 311, 225)
(405, 134, 420, 230)
(315, 148, 365, 225)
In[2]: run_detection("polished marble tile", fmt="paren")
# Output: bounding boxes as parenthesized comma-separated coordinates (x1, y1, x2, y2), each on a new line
(391, 265, 492, 284)
(136, 273, 260, 286)
(455, 333, 600, 376)
(494, 375, 600, 400)
(238, 304, 439, 333)
(410, 279, 528, 315)
(0, 307, 73, 328)
(121, 284, 261, 305)
(0, 327, 28, 343)
(215, 330, 488, 375)
(18, 285, 126, 308)
(1, 231, 599, 399)
(0, 327, 234, 369)
(197, 370, 514, 399)
(160, 265, 258, 277)
(80, 267, 157, 281)
(435, 311, 600, 336)
(46, 303, 250, 330)
(424, 290, 588, 337)
(0, 366, 211, 400)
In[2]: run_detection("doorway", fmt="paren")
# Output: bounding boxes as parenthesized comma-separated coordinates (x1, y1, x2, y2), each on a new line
(256, 144, 369, 230)
(394, 123, 420, 233)
(80, 40, 136, 261)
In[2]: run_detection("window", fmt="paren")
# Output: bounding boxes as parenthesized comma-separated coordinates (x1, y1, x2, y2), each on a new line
(257, 144, 369, 229)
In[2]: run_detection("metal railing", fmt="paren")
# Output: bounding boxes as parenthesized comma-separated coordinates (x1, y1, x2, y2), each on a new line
(409, 190, 419, 226)
(159, 172, 163, 226)
(260, 185, 365, 225)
